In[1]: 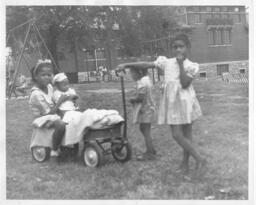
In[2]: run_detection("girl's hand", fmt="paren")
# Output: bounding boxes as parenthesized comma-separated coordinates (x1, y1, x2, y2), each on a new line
(58, 94, 69, 104)
(176, 54, 185, 65)
(129, 98, 136, 104)
(115, 64, 126, 72)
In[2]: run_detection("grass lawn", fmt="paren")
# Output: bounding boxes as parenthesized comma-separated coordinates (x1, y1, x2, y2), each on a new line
(6, 79, 248, 199)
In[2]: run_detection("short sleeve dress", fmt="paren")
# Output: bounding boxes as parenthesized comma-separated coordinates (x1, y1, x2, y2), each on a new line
(52, 88, 77, 111)
(29, 84, 60, 125)
(132, 76, 155, 124)
(29, 84, 61, 148)
(154, 56, 202, 125)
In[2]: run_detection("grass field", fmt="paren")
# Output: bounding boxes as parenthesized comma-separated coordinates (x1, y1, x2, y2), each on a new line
(6, 79, 249, 199)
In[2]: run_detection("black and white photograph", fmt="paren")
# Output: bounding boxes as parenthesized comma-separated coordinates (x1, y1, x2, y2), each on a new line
(2, 0, 255, 203)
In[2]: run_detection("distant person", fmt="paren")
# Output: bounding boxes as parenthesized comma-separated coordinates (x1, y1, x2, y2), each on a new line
(6, 48, 15, 81)
(13, 74, 27, 97)
(6, 48, 15, 94)
(102, 66, 108, 81)
(116, 33, 206, 174)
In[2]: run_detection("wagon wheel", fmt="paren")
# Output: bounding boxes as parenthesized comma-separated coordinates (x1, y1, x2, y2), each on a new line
(111, 141, 132, 162)
(83, 143, 103, 168)
(31, 146, 50, 162)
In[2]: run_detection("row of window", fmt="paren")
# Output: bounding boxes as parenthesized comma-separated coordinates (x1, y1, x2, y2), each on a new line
(187, 6, 244, 13)
(208, 28, 232, 45)
(188, 13, 242, 24)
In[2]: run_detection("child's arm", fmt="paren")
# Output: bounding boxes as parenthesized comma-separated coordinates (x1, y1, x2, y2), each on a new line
(116, 61, 156, 71)
(68, 89, 79, 101)
(48, 95, 69, 115)
(68, 94, 78, 101)
(130, 93, 145, 104)
(177, 58, 193, 89)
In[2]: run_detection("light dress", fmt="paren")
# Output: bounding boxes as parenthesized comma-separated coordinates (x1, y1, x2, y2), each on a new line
(52, 88, 80, 123)
(132, 75, 155, 124)
(52, 88, 77, 112)
(154, 56, 202, 125)
(29, 84, 60, 148)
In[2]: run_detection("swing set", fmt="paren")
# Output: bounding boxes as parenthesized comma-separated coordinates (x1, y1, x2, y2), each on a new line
(6, 16, 59, 99)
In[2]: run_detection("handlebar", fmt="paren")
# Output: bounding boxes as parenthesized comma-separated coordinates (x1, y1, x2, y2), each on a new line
(115, 69, 126, 77)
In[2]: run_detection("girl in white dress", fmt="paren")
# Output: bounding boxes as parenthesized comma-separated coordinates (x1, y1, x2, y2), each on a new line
(116, 34, 206, 174)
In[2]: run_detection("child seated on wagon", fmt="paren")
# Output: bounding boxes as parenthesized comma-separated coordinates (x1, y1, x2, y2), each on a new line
(52, 73, 80, 122)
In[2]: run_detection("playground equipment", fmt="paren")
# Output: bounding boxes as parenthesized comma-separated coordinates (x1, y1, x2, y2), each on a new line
(6, 16, 59, 99)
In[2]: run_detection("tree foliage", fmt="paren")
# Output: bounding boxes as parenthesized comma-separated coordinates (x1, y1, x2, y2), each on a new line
(6, 6, 181, 65)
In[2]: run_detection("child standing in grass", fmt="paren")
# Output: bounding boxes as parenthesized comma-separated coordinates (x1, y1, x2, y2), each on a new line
(116, 33, 206, 173)
(128, 68, 156, 160)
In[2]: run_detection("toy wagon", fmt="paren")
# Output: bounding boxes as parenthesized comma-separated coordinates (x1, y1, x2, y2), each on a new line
(31, 74, 132, 167)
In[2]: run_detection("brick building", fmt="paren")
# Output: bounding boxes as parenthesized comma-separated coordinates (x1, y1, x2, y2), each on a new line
(12, 6, 249, 80)
(177, 6, 248, 77)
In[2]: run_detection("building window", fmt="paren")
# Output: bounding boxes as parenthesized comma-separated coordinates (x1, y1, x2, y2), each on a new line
(216, 29, 222, 45)
(240, 69, 245, 74)
(200, 7, 207, 12)
(206, 13, 212, 19)
(86, 50, 94, 59)
(233, 13, 242, 23)
(194, 6, 200, 12)
(188, 14, 195, 24)
(224, 29, 232, 44)
(228, 7, 234, 12)
(208, 29, 216, 45)
(217, 64, 229, 76)
(208, 28, 232, 45)
(221, 7, 228, 12)
(96, 49, 105, 59)
(214, 7, 221, 12)
(200, 72, 207, 78)
(213, 13, 221, 19)
(194, 13, 202, 23)
(206, 7, 212, 12)
(233, 14, 240, 23)
(222, 14, 228, 19)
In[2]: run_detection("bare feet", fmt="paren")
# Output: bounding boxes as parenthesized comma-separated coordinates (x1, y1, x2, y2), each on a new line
(196, 158, 207, 173)
(177, 162, 189, 174)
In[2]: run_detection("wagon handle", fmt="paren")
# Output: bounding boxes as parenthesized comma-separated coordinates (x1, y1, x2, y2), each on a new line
(120, 75, 127, 139)
(115, 69, 126, 77)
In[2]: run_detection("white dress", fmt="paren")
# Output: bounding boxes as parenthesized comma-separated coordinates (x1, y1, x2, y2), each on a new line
(154, 56, 202, 125)
(52, 88, 77, 111)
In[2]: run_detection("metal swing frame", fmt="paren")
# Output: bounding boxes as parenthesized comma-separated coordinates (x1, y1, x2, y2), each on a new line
(6, 17, 59, 99)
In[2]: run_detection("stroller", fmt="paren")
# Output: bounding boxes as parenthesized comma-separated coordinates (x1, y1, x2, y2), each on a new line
(31, 73, 132, 167)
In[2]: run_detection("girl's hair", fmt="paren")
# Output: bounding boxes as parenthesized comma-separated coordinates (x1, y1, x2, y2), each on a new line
(171, 33, 191, 48)
(130, 68, 148, 80)
(30, 59, 53, 82)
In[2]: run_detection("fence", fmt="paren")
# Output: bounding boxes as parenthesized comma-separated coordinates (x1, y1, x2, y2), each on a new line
(221, 72, 249, 84)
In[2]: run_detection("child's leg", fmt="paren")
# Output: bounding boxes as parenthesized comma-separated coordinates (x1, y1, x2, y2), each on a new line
(52, 119, 66, 152)
(170, 125, 204, 167)
(139, 123, 156, 154)
(179, 124, 193, 172)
